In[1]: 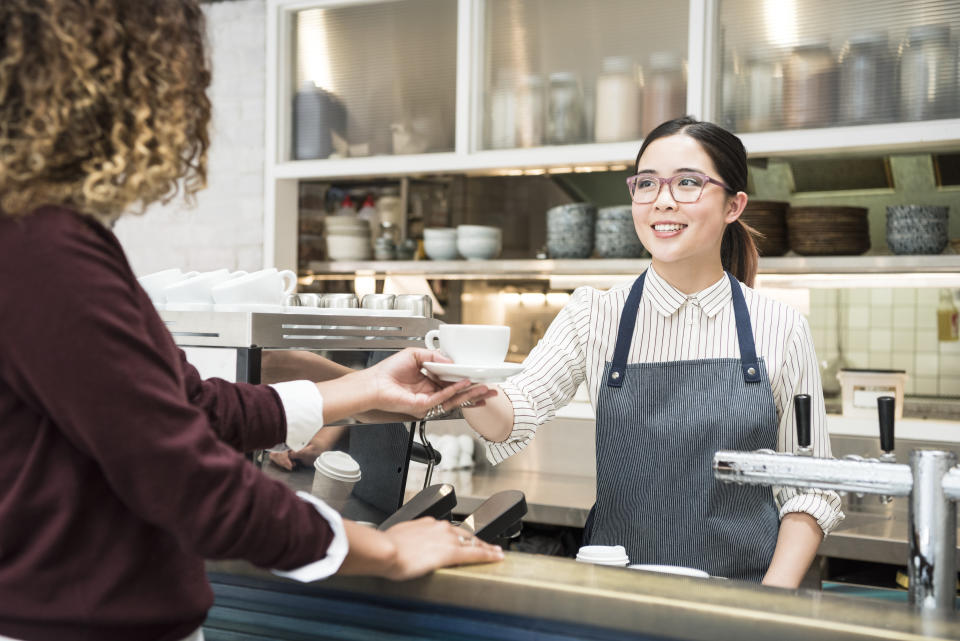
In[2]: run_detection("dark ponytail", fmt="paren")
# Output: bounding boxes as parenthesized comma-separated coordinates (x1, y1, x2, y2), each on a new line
(636, 116, 759, 286)
(721, 219, 760, 288)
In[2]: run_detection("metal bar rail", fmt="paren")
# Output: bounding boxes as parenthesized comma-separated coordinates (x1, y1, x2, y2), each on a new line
(714, 449, 958, 612)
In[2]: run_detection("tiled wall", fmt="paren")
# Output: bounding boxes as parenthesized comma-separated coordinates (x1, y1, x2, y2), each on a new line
(113, 0, 267, 276)
(808, 288, 960, 397)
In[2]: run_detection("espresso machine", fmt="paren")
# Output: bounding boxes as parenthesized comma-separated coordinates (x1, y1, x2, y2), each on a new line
(162, 307, 526, 540)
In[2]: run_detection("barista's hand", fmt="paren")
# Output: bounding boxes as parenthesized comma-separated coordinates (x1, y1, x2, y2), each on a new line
(338, 517, 503, 580)
(366, 348, 496, 418)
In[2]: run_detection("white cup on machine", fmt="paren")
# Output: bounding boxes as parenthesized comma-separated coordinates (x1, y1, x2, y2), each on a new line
(424, 324, 510, 367)
(211, 268, 297, 306)
(163, 269, 247, 310)
(311, 451, 362, 512)
(137, 268, 199, 306)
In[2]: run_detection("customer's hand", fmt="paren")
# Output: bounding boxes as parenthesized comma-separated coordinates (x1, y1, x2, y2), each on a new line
(366, 348, 496, 418)
(339, 517, 503, 580)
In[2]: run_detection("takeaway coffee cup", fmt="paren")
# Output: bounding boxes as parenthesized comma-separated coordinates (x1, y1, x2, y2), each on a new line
(211, 267, 297, 305)
(424, 324, 509, 367)
(576, 545, 630, 566)
(311, 451, 361, 512)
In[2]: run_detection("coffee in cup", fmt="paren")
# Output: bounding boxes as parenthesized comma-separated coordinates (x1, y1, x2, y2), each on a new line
(311, 451, 361, 512)
(424, 324, 509, 367)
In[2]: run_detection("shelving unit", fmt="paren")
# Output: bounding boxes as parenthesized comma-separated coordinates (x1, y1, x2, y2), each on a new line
(302, 254, 960, 289)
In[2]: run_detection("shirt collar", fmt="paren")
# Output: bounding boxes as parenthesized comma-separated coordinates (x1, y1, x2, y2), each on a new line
(644, 266, 731, 319)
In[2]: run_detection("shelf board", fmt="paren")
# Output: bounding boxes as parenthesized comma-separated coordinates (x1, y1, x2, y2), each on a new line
(305, 254, 960, 288)
(270, 121, 960, 181)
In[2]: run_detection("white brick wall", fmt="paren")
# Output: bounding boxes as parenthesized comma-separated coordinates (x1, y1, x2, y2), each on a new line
(114, 0, 268, 276)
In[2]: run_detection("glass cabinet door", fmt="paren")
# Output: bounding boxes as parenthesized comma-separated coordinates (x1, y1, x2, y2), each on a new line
(290, 0, 457, 161)
(478, 0, 689, 151)
(714, 0, 960, 134)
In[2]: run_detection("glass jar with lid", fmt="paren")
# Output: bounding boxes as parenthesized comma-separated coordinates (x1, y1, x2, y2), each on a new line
(899, 24, 956, 122)
(743, 48, 784, 132)
(488, 71, 517, 149)
(642, 52, 686, 136)
(546, 71, 586, 145)
(839, 31, 895, 125)
(783, 41, 838, 129)
(516, 74, 544, 148)
(594, 56, 641, 143)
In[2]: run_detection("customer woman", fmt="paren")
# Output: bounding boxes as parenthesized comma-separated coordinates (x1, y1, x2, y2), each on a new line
(0, 2, 499, 641)
(463, 116, 843, 587)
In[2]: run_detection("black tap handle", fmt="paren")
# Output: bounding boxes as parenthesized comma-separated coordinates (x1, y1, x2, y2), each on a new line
(378, 483, 457, 531)
(878, 396, 895, 454)
(410, 441, 441, 466)
(458, 490, 527, 543)
(794, 394, 811, 450)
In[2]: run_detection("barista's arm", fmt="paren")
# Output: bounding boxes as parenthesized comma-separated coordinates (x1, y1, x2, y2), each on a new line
(261, 350, 352, 384)
(461, 390, 515, 442)
(762, 512, 822, 588)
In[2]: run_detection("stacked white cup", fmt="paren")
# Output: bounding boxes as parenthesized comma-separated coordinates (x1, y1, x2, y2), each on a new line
(211, 267, 297, 311)
(163, 269, 247, 311)
(137, 268, 199, 308)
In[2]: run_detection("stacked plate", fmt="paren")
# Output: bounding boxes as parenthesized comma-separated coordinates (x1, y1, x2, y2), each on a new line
(787, 206, 870, 256)
(325, 216, 371, 261)
(740, 200, 789, 256)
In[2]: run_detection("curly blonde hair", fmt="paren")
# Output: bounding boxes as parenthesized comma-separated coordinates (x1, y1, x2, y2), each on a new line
(0, 0, 211, 222)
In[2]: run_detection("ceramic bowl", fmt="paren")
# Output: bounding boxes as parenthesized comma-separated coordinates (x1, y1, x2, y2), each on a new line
(457, 224, 501, 238)
(457, 235, 500, 260)
(424, 237, 460, 261)
(886, 205, 949, 255)
(326, 234, 372, 261)
(547, 203, 596, 258)
(595, 206, 645, 258)
(424, 227, 458, 239)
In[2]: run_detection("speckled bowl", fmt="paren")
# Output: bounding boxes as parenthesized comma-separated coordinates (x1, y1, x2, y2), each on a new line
(886, 205, 949, 255)
(547, 203, 596, 258)
(594, 206, 646, 258)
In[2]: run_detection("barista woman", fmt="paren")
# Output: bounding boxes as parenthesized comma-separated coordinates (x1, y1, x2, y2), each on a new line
(0, 2, 500, 641)
(463, 117, 843, 587)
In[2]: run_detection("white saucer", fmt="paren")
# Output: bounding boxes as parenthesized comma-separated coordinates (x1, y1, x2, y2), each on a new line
(627, 564, 710, 578)
(165, 302, 214, 311)
(422, 361, 524, 383)
(213, 303, 283, 312)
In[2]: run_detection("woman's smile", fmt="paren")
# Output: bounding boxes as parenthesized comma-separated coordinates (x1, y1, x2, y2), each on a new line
(650, 221, 688, 237)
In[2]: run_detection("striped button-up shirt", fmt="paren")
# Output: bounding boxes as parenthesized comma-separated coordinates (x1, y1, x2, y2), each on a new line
(485, 266, 844, 535)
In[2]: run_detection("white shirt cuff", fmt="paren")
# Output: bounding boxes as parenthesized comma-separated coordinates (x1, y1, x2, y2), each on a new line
(271, 491, 349, 582)
(269, 380, 325, 451)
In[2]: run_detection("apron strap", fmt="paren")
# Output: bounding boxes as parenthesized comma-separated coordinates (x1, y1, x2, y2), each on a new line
(606, 271, 646, 388)
(728, 272, 762, 383)
(607, 271, 761, 387)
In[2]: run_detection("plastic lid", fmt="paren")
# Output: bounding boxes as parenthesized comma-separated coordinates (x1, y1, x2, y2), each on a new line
(314, 451, 361, 482)
(549, 71, 579, 83)
(341, 195, 355, 207)
(361, 194, 376, 207)
(576, 545, 630, 565)
(908, 24, 950, 42)
(648, 51, 682, 70)
(601, 56, 633, 74)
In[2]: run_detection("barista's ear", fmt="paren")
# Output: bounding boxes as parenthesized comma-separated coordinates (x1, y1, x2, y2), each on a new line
(724, 192, 749, 224)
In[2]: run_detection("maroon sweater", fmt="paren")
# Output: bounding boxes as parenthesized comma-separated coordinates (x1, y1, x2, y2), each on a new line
(0, 207, 334, 641)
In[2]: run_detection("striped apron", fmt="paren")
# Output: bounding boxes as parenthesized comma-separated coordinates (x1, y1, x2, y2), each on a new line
(584, 271, 780, 581)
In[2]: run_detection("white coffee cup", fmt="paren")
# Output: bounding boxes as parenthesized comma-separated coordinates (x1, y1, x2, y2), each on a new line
(424, 324, 509, 367)
(137, 268, 199, 303)
(163, 269, 247, 308)
(576, 545, 630, 566)
(211, 268, 297, 305)
(311, 451, 361, 512)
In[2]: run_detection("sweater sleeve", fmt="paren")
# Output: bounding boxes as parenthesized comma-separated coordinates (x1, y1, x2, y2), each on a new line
(0, 211, 337, 571)
(177, 348, 292, 452)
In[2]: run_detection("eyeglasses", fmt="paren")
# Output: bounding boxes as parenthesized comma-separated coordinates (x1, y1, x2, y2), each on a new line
(626, 172, 731, 204)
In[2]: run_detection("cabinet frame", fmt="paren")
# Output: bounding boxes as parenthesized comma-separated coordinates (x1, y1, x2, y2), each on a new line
(264, 0, 960, 271)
